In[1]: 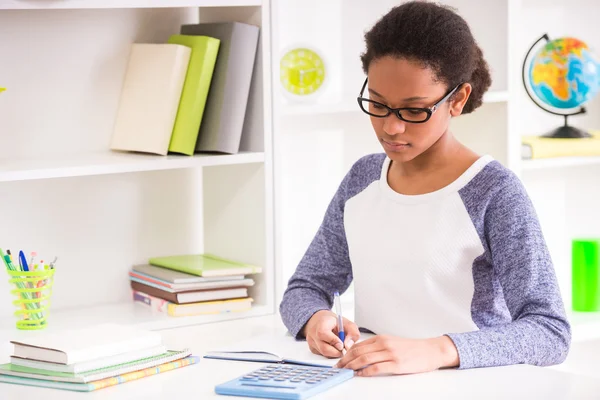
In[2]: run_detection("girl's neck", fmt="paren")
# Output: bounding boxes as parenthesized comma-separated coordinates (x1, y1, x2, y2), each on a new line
(390, 129, 464, 177)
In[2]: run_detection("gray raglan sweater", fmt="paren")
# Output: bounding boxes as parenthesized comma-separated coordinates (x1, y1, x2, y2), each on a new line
(280, 153, 571, 369)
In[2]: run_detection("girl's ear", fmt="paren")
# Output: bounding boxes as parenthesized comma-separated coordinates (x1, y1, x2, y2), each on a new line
(449, 83, 472, 117)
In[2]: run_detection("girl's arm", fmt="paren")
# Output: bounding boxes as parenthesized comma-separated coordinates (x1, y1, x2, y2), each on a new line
(446, 171, 571, 369)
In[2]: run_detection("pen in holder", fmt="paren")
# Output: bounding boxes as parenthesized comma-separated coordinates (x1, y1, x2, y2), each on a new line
(7, 268, 55, 330)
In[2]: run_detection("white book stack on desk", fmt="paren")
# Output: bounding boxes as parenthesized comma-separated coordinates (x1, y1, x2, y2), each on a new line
(0, 323, 198, 392)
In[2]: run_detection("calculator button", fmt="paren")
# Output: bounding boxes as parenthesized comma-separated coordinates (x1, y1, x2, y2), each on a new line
(290, 378, 303, 382)
(306, 380, 319, 384)
(274, 377, 286, 381)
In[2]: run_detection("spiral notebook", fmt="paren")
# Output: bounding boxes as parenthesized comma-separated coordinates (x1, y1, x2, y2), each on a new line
(204, 335, 338, 368)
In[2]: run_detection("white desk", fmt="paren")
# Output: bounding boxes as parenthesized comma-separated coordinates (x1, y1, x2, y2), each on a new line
(1, 315, 600, 400)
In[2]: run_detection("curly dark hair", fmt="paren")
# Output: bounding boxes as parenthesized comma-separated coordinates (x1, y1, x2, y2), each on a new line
(360, 1, 492, 114)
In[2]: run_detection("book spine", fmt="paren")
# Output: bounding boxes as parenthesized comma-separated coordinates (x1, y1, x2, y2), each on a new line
(132, 290, 172, 314)
(87, 356, 199, 391)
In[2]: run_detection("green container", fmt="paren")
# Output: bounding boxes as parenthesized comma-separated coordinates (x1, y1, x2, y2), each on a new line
(7, 269, 55, 330)
(572, 239, 600, 312)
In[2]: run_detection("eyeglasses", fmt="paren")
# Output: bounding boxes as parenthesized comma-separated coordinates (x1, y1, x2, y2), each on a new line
(356, 78, 462, 123)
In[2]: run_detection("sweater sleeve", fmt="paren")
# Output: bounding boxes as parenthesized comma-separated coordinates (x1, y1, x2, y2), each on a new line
(446, 176, 571, 369)
(278, 170, 356, 339)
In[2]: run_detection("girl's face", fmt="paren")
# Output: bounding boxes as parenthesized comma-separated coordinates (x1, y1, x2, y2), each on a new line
(366, 56, 469, 163)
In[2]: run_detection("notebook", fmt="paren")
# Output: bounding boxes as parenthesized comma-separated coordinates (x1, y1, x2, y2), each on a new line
(129, 270, 254, 292)
(109, 43, 191, 155)
(203, 335, 339, 368)
(0, 356, 199, 392)
(130, 280, 248, 304)
(0, 349, 190, 383)
(132, 263, 245, 284)
(10, 323, 162, 365)
(148, 253, 262, 277)
(10, 345, 167, 374)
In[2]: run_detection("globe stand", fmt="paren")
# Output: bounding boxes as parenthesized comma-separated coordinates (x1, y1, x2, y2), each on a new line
(543, 115, 592, 138)
(523, 33, 592, 139)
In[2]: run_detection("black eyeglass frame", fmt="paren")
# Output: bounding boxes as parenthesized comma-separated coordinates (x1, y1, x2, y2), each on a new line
(356, 78, 463, 123)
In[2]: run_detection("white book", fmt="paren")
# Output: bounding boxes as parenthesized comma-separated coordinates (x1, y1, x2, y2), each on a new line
(10, 323, 163, 365)
(110, 43, 191, 155)
(10, 345, 166, 374)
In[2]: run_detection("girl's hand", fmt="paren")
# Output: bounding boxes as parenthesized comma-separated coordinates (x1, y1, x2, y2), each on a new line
(303, 310, 360, 358)
(334, 335, 459, 376)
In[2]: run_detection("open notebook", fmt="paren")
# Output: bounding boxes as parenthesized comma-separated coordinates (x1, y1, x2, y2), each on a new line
(203, 334, 344, 368)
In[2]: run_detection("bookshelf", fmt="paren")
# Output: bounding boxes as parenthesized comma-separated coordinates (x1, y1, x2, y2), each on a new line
(272, 0, 600, 339)
(0, 152, 265, 182)
(0, 2, 274, 330)
(522, 156, 600, 171)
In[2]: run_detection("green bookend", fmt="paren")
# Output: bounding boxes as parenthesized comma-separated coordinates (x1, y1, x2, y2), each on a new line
(167, 35, 220, 155)
(572, 239, 600, 312)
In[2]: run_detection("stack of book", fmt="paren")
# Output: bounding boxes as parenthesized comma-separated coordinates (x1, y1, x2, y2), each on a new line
(0, 324, 198, 392)
(130, 254, 261, 317)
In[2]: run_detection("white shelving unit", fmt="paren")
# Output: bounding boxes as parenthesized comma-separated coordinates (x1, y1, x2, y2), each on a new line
(0, 151, 265, 182)
(271, 0, 600, 338)
(0, 1, 275, 332)
(522, 156, 600, 171)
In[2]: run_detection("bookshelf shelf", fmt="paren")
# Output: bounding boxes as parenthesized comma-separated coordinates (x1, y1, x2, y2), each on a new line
(0, 151, 265, 182)
(0, 0, 262, 10)
(281, 90, 510, 117)
(0, 303, 273, 342)
(569, 311, 600, 342)
(521, 156, 600, 171)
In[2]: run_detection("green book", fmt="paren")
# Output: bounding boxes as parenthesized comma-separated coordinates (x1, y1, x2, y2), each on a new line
(148, 253, 262, 277)
(167, 34, 220, 155)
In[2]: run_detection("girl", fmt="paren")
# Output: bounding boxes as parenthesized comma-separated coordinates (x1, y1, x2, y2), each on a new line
(279, 1, 570, 376)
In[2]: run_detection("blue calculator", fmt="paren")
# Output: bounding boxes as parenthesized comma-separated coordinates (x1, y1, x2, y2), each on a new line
(215, 364, 354, 399)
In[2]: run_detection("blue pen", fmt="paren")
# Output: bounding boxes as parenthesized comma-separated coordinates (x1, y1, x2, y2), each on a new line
(18, 251, 29, 271)
(334, 292, 346, 354)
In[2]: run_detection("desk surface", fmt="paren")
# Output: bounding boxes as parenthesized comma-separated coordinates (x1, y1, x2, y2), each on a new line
(1, 315, 600, 400)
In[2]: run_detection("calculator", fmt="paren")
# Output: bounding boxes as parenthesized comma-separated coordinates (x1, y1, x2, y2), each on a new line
(214, 364, 354, 399)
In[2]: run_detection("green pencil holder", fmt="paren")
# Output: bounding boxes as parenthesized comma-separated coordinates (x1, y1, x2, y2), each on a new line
(7, 269, 55, 330)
